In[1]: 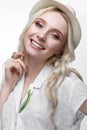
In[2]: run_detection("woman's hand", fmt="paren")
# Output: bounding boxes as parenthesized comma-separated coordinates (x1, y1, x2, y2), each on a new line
(4, 52, 26, 92)
(0, 52, 26, 112)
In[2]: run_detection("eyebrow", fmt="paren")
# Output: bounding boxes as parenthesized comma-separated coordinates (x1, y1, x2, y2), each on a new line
(35, 18, 63, 38)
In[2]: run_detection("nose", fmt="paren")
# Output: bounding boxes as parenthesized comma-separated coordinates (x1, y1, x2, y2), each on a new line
(37, 30, 47, 42)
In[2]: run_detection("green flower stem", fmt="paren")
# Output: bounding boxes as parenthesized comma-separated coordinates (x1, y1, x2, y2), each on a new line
(18, 89, 33, 113)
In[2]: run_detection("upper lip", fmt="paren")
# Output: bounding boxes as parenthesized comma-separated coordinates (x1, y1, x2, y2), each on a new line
(31, 39, 45, 49)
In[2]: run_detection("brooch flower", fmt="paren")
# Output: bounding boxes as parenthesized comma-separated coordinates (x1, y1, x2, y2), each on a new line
(18, 89, 33, 113)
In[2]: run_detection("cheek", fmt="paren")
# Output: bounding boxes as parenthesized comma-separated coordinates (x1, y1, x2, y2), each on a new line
(48, 42, 62, 52)
(26, 24, 39, 35)
(23, 32, 29, 44)
(49, 42, 65, 56)
(24, 25, 34, 37)
(23, 28, 33, 43)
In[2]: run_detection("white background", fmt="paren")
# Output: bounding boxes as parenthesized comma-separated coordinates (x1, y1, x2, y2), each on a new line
(0, 0, 87, 129)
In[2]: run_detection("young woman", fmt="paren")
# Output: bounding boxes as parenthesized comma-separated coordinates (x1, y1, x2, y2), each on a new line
(0, 0, 87, 130)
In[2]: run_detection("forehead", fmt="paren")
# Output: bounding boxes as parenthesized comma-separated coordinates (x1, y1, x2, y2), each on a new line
(37, 10, 68, 35)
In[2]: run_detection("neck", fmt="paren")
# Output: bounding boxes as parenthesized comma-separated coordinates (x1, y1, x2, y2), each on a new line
(25, 56, 47, 83)
(20, 56, 47, 102)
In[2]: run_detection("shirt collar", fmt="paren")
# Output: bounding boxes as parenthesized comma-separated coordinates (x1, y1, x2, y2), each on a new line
(14, 64, 51, 111)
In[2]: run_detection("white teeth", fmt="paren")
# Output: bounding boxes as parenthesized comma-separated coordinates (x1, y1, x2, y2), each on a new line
(32, 40, 43, 49)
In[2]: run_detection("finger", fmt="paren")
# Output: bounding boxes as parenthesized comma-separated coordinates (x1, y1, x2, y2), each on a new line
(11, 52, 25, 59)
(5, 58, 27, 76)
(15, 63, 23, 76)
(9, 62, 23, 76)
(14, 59, 27, 71)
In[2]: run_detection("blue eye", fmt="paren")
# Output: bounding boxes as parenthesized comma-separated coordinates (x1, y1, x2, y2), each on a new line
(35, 21, 43, 28)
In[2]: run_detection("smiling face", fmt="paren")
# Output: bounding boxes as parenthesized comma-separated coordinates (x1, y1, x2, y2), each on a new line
(23, 9, 68, 63)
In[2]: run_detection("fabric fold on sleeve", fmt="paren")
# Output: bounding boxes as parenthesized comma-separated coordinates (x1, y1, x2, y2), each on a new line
(69, 77, 87, 114)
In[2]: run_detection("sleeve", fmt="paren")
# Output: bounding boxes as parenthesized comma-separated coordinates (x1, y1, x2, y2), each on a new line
(69, 75, 87, 114)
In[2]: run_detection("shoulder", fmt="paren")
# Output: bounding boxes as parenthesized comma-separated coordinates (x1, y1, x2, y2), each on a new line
(59, 72, 87, 104)
(60, 72, 87, 98)
(62, 72, 86, 88)
(60, 73, 87, 113)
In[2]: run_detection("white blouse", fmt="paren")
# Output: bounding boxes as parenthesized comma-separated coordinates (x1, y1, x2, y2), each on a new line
(0, 65, 87, 130)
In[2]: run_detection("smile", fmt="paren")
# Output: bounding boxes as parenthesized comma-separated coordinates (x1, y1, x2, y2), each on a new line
(31, 39, 45, 50)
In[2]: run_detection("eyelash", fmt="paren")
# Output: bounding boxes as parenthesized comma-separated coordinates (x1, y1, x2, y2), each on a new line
(51, 33, 60, 40)
(35, 21, 43, 28)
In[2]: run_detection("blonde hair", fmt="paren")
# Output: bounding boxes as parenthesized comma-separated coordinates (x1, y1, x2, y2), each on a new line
(45, 10, 83, 130)
(16, 7, 82, 130)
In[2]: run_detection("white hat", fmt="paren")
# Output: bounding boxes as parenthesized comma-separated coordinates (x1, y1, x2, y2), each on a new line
(29, 0, 81, 49)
